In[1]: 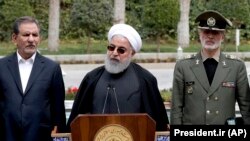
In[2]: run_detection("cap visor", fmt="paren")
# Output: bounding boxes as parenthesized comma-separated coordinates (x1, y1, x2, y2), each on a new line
(198, 26, 225, 31)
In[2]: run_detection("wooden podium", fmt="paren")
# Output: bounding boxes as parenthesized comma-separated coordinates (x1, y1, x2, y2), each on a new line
(70, 113, 156, 141)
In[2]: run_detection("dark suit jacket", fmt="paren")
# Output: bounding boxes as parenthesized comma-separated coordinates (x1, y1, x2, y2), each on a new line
(0, 52, 66, 141)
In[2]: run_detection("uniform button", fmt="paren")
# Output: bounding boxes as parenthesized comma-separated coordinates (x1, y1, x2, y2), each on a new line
(214, 97, 218, 100)
(207, 97, 210, 101)
(206, 110, 210, 114)
(215, 110, 219, 114)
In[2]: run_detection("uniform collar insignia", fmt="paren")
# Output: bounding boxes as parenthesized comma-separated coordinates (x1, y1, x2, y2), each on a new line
(196, 59, 199, 65)
(222, 61, 226, 66)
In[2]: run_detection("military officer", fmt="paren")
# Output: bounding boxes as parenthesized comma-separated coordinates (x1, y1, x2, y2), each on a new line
(171, 10, 250, 125)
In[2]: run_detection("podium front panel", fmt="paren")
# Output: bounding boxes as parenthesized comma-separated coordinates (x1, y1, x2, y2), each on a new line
(70, 113, 156, 141)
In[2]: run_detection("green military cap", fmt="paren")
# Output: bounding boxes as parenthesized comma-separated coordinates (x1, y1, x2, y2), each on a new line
(195, 10, 232, 31)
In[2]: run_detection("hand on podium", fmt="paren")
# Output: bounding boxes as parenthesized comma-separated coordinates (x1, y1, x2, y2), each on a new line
(51, 126, 58, 134)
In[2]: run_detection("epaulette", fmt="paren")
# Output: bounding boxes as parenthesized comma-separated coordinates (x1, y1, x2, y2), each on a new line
(225, 54, 242, 61)
(183, 54, 196, 59)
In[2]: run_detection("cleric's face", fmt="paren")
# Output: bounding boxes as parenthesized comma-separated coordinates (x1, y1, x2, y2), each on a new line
(105, 35, 135, 74)
(107, 35, 134, 63)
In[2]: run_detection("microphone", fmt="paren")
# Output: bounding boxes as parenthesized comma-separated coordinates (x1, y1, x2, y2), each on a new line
(101, 83, 120, 114)
(112, 87, 120, 114)
(102, 84, 111, 114)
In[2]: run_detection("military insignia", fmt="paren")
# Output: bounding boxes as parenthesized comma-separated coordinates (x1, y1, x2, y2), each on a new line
(222, 61, 226, 66)
(225, 54, 241, 61)
(222, 82, 235, 88)
(230, 55, 236, 59)
(207, 17, 216, 27)
(185, 81, 194, 94)
(184, 54, 196, 59)
(196, 59, 199, 65)
(184, 54, 191, 59)
(187, 86, 193, 94)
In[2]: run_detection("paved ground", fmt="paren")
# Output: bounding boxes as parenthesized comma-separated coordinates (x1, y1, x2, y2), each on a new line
(61, 62, 250, 91)
(61, 62, 176, 91)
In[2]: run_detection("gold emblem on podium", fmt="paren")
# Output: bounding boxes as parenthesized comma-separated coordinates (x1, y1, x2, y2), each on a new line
(94, 124, 133, 141)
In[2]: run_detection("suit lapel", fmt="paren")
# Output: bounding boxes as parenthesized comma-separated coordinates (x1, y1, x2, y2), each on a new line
(208, 53, 230, 96)
(7, 53, 23, 94)
(190, 53, 210, 93)
(24, 53, 45, 94)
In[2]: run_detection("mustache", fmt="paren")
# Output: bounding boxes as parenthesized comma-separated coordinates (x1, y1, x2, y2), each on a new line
(109, 57, 119, 62)
(26, 44, 36, 48)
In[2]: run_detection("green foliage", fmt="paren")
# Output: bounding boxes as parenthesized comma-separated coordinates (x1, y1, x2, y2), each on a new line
(142, 0, 179, 39)
(59, 0, 74, 39)
(126, 0, 144, 36)
(0, 0, 250, 46)
(2, 40, 250, 56)
(65, 86, 78, 100)
(126, 0, 179, 42)
(160, 89, 172, 102)
(205, 0, 250, 41)
(0, 0, 34, 41)
(70, 0, 113, 39)
(190, 0, 250, 41)
(29, 0, 49, 38)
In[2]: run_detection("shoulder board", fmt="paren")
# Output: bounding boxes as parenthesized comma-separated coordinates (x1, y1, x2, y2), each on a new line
(183, 54, 196, 59)
(225, 54, 242, 61)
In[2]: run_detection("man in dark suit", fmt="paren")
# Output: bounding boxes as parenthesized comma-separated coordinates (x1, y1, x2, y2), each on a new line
(0, 16, 66, 141)
(171, 10, 250, 125)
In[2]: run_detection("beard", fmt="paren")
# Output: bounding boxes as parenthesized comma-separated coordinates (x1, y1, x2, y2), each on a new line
(200, 37, 222, 51)
(104, 55, 131, 74)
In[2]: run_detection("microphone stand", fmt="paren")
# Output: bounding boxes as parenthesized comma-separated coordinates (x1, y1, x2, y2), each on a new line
(102, 86, 110, 114)
(112, 87, 120, 114)
(101, 84, 120, 114)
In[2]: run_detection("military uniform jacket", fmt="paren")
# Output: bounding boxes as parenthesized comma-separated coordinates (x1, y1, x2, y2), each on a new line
(171, 51, 250, 125)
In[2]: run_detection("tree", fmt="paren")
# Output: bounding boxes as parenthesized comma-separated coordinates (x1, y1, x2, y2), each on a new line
(177, 0, 191, 48)
(0, 0, 34, 41)
(125, 0, 144, 35)
(142, 0, 179, 52)
(70, 0, 113, 53)
(205, 0, 250, 41)
(190, 0, 250, 42)
(114, 0, 125, 24)
(48, 0, 60, 52)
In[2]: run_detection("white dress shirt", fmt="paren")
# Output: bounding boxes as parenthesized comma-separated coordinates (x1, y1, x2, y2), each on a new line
(17, 52, 36, 93)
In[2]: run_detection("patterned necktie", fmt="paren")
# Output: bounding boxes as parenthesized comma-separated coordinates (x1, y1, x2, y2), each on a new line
(203, 58, 218, 85)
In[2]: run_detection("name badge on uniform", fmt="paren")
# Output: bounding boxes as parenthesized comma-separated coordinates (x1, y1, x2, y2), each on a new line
(185, 81, 194, 94)
(222, 82, 235, 88)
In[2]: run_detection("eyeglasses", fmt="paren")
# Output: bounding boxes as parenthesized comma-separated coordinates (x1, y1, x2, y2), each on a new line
(107, 45, 127, 54)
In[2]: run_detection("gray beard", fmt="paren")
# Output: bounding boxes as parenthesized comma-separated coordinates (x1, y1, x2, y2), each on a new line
(104, 56, 131, 74)
(200, 36, 222, 50)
